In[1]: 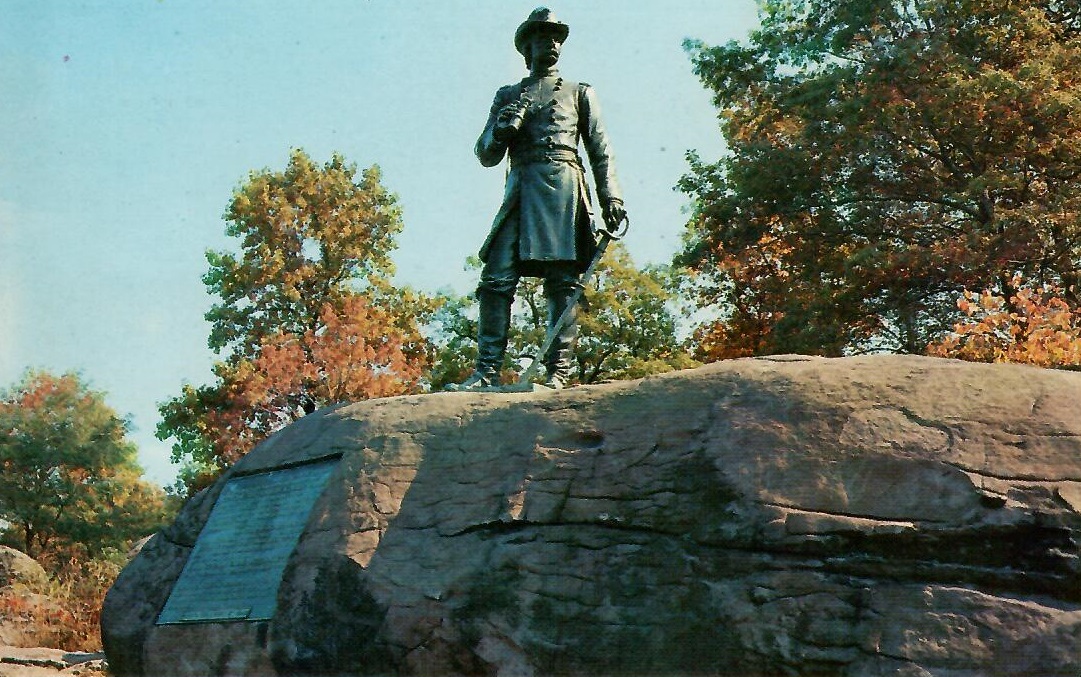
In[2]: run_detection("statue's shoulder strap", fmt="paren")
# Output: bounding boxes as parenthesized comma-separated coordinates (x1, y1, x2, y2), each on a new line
(575, 82, 598, 110)
(574, 81, 596, 106)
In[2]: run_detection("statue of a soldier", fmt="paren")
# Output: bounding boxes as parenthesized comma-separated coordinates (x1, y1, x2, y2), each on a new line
(449, 7, 627, 391)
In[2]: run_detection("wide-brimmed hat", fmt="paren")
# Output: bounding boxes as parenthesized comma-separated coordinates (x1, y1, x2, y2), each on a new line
(514, 7, 570, 56)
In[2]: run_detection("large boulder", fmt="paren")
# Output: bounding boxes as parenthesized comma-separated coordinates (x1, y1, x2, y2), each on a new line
(0, 547, 51, 648)
(102, 355, 1081, 676)
(0, 547, 46, 590)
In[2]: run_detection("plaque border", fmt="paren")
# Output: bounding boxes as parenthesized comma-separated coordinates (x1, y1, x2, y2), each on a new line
(156, 456, 340, 625)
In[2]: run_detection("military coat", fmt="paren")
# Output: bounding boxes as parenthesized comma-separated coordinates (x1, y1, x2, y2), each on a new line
(475, 71, 622, 274)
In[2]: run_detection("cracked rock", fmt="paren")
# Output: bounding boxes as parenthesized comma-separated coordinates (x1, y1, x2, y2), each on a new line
(102, 355, 1081, 676)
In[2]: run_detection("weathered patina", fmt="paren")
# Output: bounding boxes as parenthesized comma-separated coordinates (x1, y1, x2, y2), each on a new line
(450, 7, 626, 391)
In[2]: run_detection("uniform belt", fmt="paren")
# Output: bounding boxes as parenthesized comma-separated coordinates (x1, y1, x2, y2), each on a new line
(510, 147, 582, 167)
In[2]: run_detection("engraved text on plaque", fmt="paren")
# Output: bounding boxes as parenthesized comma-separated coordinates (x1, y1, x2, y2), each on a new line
(156, 459, 337, 624)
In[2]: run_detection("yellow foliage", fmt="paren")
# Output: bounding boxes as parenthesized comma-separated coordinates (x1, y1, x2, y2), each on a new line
(0, 551, 125, 652)
(928, 276, 1081, 368)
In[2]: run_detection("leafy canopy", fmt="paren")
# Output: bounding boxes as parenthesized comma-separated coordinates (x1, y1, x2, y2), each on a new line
(928, 275, 1081, 367)
(204, 149, 406, 358)
(680, 0, 1081, 358)
(158, 150, 433, 491)
(429, 244, 698, 389)
(0, 372, 168, 557)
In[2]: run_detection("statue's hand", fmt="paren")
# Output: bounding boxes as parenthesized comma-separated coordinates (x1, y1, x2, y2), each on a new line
(602, 200, 627, 233)
(492, 124, 517, 143)
(493, 100, 529, 143)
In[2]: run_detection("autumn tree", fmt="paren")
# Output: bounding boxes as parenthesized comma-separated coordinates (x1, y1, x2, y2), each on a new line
(928, 275, 1081, 367)
(679, 0, 1081, 359)
(429, 244, 697, 389)
(0, 372, 168, 558)
(158, 150, 433, 490)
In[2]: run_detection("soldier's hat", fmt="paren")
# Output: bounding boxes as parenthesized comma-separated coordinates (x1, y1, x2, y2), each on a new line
(514, 7, 570, 56)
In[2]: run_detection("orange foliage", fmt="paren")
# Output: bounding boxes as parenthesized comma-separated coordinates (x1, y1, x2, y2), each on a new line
(690, 230, 812, 361)
(203, 294, 425, 462)
(691, 314, 778, 362)
(204, 296, 427, 465)
(0, 553, 123, 652)
(928, 276, 1081, 367)
(681, 2, 1081, 356)
(159, 151, 437, 491)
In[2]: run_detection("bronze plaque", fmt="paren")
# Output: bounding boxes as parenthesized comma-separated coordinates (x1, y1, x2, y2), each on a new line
(156, 460, 337, 624)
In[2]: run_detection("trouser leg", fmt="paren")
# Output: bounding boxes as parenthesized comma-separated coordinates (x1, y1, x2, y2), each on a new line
(448, 214, 520, 390)
(475, 287, 513, 379)
(476, 214, 522, 379)
(543, 264, 582, 387)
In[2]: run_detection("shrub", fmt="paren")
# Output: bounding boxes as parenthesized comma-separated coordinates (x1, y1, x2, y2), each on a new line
(0, 549, 126, 651)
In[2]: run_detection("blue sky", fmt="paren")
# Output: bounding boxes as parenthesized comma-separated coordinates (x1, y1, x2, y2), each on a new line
(0, 1, 761, 485)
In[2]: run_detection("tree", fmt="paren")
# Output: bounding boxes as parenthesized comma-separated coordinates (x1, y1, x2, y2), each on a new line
(204, 149, 409, 359)
(158, 150, 433, 491)
(679, 0, 1081, 358)
(0, 372, 168, 558)
(426, 290, 482, 391)
(575, 245, 699, 382)
(429, 243, 697, 389)
(928, 274, 1081, 367)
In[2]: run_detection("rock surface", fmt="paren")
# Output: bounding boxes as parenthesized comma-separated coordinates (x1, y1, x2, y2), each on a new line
(0, 548, 51, 648)
(102, 355, 1081, 676)
(0, 549, 46, 590)
(0, 647, 106, 677)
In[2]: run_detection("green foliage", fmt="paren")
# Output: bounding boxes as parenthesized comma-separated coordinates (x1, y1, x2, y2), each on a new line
(204, 149, 405, 359)
(575, 244, 700, 383)
(0, 372, 169, 558)
(426, 292, 481, 390)
(158, 150, 434, 492)
(429, 244, 697, 389)
(680, 0, 1081, 358)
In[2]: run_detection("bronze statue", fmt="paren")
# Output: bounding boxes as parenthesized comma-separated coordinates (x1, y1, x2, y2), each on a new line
(449, 7, 627, 391)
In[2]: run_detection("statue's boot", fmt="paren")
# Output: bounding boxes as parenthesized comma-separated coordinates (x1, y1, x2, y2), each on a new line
(446, 289, 512, 391)
(542, 287, 579, 390)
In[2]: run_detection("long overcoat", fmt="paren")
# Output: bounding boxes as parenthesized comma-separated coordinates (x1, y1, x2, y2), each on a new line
(475, 71, 622, 274)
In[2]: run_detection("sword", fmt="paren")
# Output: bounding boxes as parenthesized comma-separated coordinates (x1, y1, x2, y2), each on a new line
(505, 215, 630, 392)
